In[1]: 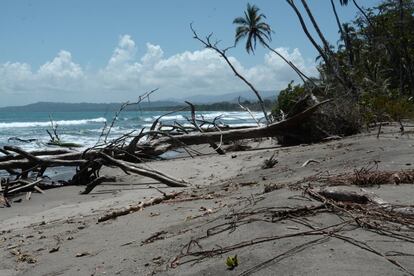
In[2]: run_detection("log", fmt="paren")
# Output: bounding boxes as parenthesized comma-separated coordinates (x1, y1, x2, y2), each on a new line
(99, 153, 188, 188)
(0, 149, 73, 162)
(7, 179, 43, 194)
(98, 191, 181, 222)
(142, 100, 331, 154)
(0, 145, 87, 170)
(308, 187, 414, 217)
(0, 158, 86, 170)
(80, 176, 116, 194)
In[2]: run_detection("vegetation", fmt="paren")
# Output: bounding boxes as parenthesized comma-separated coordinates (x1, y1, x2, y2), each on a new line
(233, 4, 314, 86)
(242, 0, 414, 144)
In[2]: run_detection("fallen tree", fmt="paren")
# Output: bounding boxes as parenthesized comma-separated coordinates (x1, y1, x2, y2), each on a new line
(0, 97, 331, 203)
(133, 99, 331, 156)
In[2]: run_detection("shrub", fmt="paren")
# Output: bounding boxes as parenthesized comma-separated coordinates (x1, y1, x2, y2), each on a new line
(271, 81, 306, 120)
(271, 82, 362, 145)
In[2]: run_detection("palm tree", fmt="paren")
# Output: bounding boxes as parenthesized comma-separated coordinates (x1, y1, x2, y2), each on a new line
(330, 0, 354, 66)
(233, 3, 313, 85)
(340, 0, 373, 27)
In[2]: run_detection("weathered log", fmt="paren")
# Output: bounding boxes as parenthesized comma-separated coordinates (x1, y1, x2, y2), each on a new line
(7, 179, 43, 194)
(0, 157, 86, 170)
(141, 100, 331, 155)
(80, 176, 116, 195)
(98, 191, 181, 222)
(99, 153, 188, 188)
(308, 187, 414, 216)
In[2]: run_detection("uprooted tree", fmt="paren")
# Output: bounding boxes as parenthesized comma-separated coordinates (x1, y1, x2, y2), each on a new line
(0, 90, 331, 203)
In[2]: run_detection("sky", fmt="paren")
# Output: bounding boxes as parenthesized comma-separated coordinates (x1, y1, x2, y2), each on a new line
(0, 0, 379, 106)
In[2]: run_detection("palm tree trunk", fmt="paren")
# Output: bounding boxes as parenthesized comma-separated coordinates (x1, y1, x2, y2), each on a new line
(286, 0, 348, 88)
(285, 0, 328, 66)
(399, 0, 404, 95)
(299, 0, 357, 95)
(330, 0, 353, 66)
(352, 0, 374, 28)
(300, 0, 332, 54)
(330, 0, 344, 39)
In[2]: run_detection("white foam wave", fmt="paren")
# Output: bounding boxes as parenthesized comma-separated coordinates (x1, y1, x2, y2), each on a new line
(0, 117, 107, 129)
(158, 115, 186, 121)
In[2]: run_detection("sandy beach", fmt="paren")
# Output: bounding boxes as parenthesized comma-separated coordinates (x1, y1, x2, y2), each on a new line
(1, 124, 414, 276)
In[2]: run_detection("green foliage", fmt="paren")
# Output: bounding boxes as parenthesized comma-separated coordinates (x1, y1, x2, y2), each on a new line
(360, 92, 414, 123)
(271, 81, 306, 120)
(316, 0, 414, 128)
(328, 0, 414, 97)
(233, 3, 272, 54)
(225, 255, 239, 270)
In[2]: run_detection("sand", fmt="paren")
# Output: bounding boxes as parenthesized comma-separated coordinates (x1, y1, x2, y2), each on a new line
(0, 124, 413, 275)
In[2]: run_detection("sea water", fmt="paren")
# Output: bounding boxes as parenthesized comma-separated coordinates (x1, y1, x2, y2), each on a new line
(0, 110, 263, 152)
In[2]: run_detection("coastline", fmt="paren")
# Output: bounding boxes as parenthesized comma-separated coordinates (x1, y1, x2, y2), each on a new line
(0, 124, 413, 275)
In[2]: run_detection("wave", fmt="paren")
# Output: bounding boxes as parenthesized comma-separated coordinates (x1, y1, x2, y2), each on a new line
(0, 117, 107, 129)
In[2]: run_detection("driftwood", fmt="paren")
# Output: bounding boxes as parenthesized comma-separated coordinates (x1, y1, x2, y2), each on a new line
(308, 187, 414, 217)
(0, 90, 330, 205)
(80, 176, 116, 195)
(7, 179, 43, 194)
(134, 99, 331, 155)
(98, 153, 188, 188)
(185, 101, 225, 155)
(97, 191, 181, 222)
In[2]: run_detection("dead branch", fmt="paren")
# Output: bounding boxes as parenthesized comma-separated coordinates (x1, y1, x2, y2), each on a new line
(190, 24, 270, 123)
(98, 153, 188, 188)
(238, 97, 261, 126)
(7, 179, 43, 194)
(185, 101, 225, 155)
(306, 166, 414, 187)
(98, 191, 181, 222)
(80, 176, 116, 194)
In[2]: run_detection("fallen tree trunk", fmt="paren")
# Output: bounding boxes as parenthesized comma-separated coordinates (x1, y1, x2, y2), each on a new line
(0, 99, 330, 198)
(98, 191, 181, 222)
(99, 153, 188, 188)
(140, 100, 331, 154)
(0, 148, 74, 162)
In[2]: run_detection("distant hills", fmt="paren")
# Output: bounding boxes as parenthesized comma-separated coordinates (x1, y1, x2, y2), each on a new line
(0, 101, 180, 112)
(175, 90, 277, 104)
(0, 91, 278, 112)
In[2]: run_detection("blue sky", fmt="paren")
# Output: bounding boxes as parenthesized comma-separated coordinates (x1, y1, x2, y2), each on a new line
(0, 0, 379, 106)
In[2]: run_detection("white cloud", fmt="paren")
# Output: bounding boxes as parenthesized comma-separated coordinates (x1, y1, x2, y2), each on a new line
(0, 62, 34, 94)
(38, 50, 83, 79)
(141, 43, 164, 66)
(0, 34, 317, 106)
(108, 35, 137, 68)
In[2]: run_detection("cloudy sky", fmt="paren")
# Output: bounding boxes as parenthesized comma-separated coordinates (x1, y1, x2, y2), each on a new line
(0, 0, 378, 106)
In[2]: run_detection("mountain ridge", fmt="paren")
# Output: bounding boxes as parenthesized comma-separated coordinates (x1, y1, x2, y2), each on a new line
(0, 91, 278, 112)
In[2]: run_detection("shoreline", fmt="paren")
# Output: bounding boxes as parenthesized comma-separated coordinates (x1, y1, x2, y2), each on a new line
(0, 124, 413, 275)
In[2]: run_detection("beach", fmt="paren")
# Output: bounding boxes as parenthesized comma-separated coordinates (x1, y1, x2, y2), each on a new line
(1, 124, 413, 275)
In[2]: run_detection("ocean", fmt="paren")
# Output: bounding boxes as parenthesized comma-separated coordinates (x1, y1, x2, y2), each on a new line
(0, 110, 263, 152)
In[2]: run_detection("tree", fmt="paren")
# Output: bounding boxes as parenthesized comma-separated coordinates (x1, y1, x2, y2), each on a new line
(233, 3, 314, 85)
